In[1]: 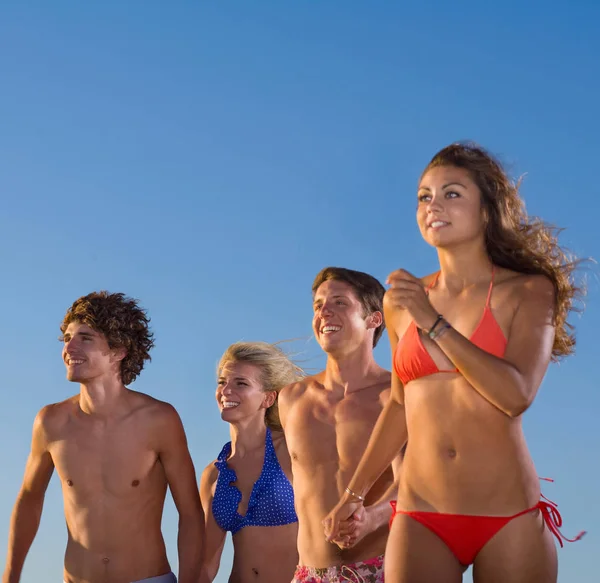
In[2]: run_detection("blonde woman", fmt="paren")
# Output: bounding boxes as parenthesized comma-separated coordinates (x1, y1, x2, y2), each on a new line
(200, 342, 303, 583)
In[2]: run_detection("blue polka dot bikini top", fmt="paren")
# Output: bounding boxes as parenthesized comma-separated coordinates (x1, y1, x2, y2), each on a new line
(212, 427, 298, 534)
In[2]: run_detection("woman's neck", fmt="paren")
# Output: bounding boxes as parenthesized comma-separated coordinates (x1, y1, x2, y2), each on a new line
(436, 241, 493, 292)
(228, 415, 268, 457)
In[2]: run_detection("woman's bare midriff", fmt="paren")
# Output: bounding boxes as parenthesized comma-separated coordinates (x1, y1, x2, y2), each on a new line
(229, 524, 299, 583)
(398, 372, 540, 516)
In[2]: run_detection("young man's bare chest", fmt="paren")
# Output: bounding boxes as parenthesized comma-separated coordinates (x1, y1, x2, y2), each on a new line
(49, 415, 163, 500)
(286, 384, 387, 471)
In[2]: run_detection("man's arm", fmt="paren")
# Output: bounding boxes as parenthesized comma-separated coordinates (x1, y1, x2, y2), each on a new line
(157, 405, 205, 583)
(199, 465, 227, 582)
(3, 407, 55, 583)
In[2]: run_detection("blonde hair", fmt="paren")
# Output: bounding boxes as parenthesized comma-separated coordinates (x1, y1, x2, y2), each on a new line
(217, 341, 304, 431)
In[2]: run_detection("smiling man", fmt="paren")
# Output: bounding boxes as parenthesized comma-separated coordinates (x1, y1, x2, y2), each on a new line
(278, 267, 405, 583)
(2, 292, 204, 583)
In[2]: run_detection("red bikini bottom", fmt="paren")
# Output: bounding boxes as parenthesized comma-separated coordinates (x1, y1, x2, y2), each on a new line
(389, 494, 585, 566)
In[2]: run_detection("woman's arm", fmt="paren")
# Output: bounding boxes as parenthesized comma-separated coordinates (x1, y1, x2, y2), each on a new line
(323, 311, 408, 541)
(387, 270, 556, 418)
(199, 465, 227, 583)
(433, 275, 555, 416)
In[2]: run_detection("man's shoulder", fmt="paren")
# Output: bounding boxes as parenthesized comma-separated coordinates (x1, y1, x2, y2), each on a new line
(279, 373, 323, 403)
(128, 390, 180, 421)
(27, 396, 81, 446)
(373, 368, 392, 394)
(367, 369, 392, 406)
(36, 396, 77, 430)
(126, 392, 187, 447)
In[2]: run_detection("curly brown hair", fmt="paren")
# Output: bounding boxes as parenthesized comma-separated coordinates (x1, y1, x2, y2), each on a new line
(60, 291, 155, 385)
(423, 142, 582, 359)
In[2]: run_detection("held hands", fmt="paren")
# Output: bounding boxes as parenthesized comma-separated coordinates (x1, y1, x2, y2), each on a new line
(384, 269, 438, 331)
(322, 498, 370, 549)
(334, 505, 373, 549)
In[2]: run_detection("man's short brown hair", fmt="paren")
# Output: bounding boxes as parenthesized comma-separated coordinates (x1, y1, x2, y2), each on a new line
(312, 267, 386, 347)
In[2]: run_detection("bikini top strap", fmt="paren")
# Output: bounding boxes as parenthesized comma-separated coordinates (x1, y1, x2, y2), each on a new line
(485, 266, 496, 307)
(425, 272, 441, 295)
(264, 426, 274, 456)
(217, 441, 232, 462)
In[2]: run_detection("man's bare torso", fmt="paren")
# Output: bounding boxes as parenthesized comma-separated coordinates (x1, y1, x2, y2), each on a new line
(280, 372, 393, 568)
(45, 391, 173, 583)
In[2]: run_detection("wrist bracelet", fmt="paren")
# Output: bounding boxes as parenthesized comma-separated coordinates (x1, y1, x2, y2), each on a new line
(345, 487, 365, 502)
(430, 322, 451, 341)
(427, 315, 444, 338)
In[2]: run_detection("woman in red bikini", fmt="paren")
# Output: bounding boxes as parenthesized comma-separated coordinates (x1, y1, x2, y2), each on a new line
(323, 142, 583, 582)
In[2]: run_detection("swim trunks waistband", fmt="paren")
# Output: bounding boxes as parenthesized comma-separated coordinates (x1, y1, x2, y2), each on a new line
(133, 573, 177, 583)
(65, 572, 176, 583)
(292, 555, 384, 583)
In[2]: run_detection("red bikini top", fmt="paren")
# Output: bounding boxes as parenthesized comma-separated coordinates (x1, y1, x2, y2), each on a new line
(393, 269, 507, 386)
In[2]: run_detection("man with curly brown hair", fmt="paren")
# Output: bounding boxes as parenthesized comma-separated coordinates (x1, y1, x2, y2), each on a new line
(2, 292, 205, 583)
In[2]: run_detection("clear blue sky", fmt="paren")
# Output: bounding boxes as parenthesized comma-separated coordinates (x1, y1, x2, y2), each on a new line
(1, 1, 598, 582)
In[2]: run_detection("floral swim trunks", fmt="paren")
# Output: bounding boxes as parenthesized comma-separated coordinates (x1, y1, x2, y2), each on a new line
(292, 555, 384, 583)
